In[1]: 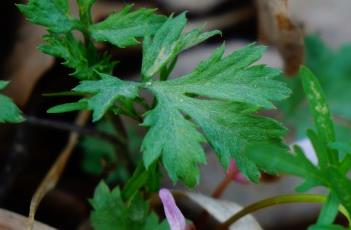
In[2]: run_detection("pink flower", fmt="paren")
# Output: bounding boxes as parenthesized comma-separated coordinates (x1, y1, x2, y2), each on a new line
(159, 188, 194, 230)
(226, 160, 249, 184)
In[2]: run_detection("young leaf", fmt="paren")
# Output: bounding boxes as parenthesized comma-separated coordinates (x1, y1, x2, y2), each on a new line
(0, 81, 24, 123)
(142, 44, 290, 186)
(17, 0, 77, 33)
(39, 33, 115, 80)
(89, 5, 166, 48)
(49, 73, 140, 121)
(90, 181, 168, 230)
(141, 13, 220, 80)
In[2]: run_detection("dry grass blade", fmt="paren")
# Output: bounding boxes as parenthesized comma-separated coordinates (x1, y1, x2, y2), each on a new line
(256, 0, 304, 76)
(27, 111, 90, 230)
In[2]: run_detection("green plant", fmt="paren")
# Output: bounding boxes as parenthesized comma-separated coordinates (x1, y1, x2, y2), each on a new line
(1, 0, 347, 229)
(244, 67, 351, 230)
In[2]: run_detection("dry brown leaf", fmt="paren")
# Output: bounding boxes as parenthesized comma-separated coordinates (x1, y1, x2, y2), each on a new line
(0, 208, 55, 230)
(256, 0, 304, 75)
(27, 111, 90, 230)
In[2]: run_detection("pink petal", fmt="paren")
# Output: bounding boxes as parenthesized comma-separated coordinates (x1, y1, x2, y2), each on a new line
(159, 188, 187, 230)
(226, 160, 249, 184)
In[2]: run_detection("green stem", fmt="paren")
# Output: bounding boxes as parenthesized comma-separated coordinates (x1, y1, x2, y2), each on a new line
(215, 194, 351, 230)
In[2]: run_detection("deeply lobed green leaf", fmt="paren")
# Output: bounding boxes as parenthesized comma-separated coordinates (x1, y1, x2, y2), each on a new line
(142, 44, 290, 186)
(89, 5, 166, 48)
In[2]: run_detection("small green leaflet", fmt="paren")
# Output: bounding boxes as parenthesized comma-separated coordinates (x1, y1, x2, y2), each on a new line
(90, 181, 169, 230)
(17, 0, 77, 33)
(142, 44, 290, 186)
(39, 33, 115, 80)
(48, 73, 140, 121)
(0, 81, 24, 123)
(142, 13, 221, 79)
(89, 5, 166, 48)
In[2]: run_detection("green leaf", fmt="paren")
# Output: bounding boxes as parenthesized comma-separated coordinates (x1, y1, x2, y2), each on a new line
(89, 5, 166, 48)
(17, 0, 77, 33)
(246, 144, 324, 185)
(300, 66, 339, 166)
(317, 192, 339, 225)
(39, 33, 115, 80)
(90, 181, 168, 230)
(141, 95, 206, 187)
(324, 168, 351, 215)
(142, 13, 220, 79)
(49, 73, 140, 121)
(142, 44, 290, 186)
(300, 66, 336, 145)
(307, 129, 329, 168)
(0, 81, 24, 123)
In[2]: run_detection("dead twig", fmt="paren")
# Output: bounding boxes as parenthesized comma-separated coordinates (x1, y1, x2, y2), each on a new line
(27, 111, 90, 230)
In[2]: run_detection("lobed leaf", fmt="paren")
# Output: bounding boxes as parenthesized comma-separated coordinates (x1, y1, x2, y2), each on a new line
(39, 33, 115, 80)
(89, 5, 166, 48)
(142, 44, 290, 186)
(49, 73, 140, 121)
(141, 13, 220, 79)
(17, 0, 77, 33)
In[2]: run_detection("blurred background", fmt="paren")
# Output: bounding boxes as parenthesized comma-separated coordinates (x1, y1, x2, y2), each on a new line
(1, 0, 351, 229)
